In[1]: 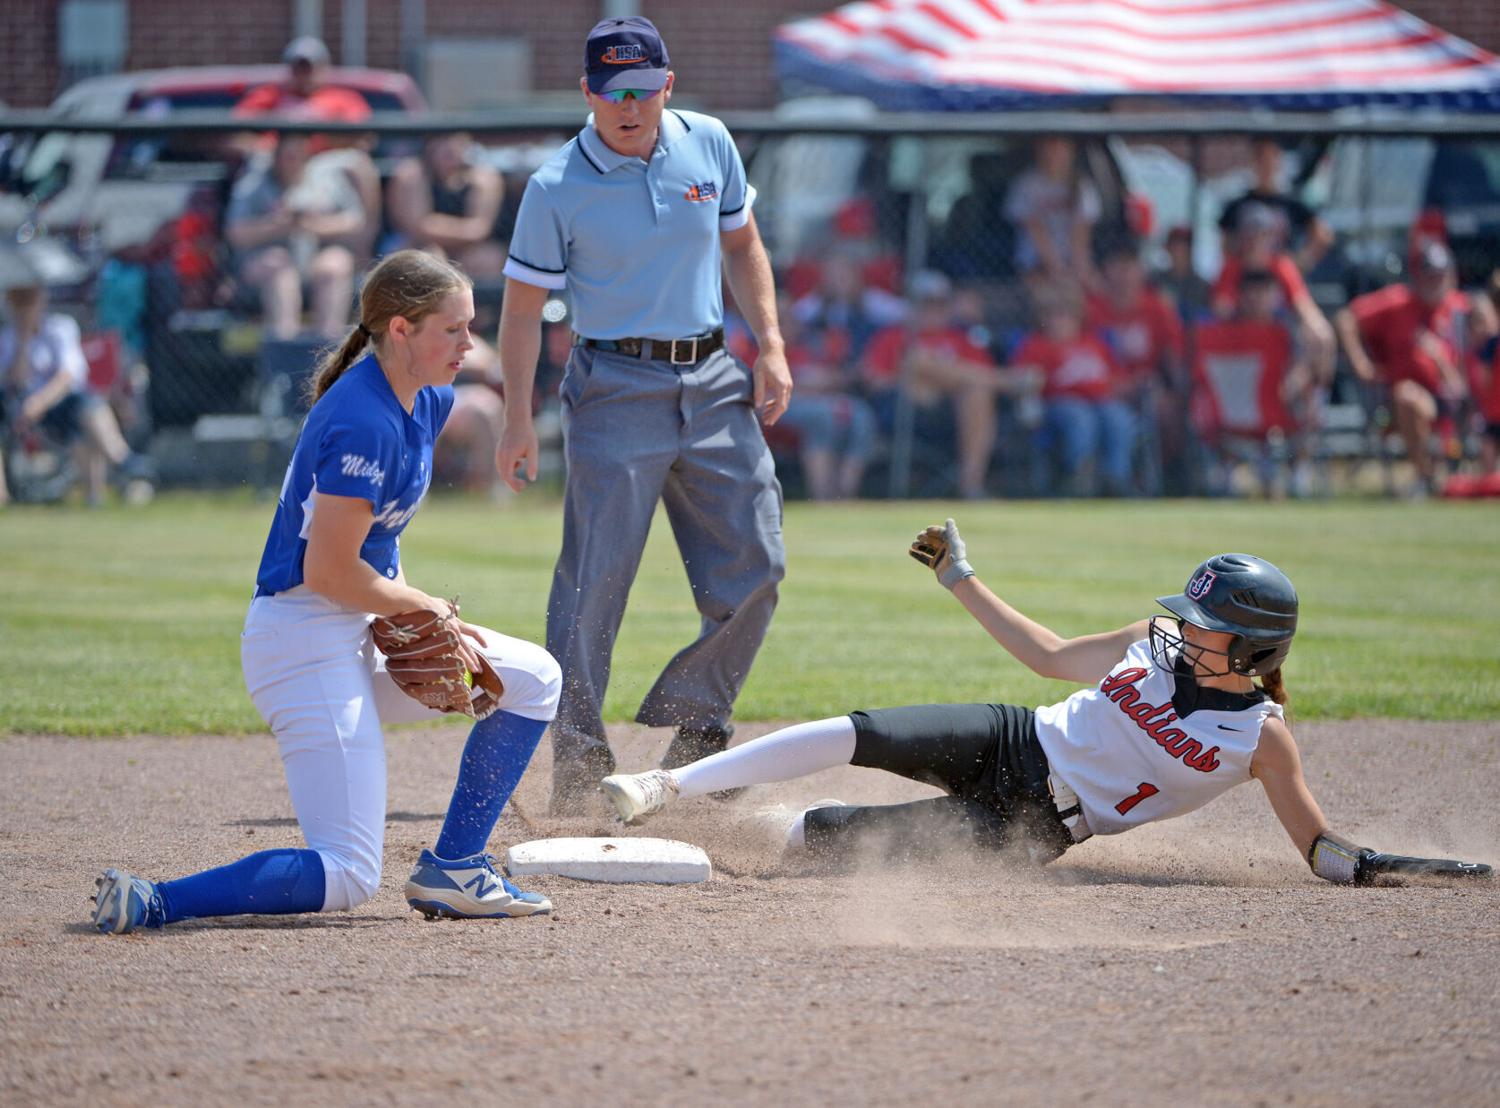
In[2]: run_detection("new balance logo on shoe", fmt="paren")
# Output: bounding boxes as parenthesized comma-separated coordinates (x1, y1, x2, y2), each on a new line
(463, 871, 498, 899)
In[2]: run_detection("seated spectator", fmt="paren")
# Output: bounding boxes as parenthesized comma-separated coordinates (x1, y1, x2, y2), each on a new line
(792, 249, 906, 367)
(1089, 237, 1185, 393)
(737, 293, 878, 501)
(1212, 202, 1334, 384)
(1088, 238, 1186, 495)
(1334, 241, 1488, 497)
(1191, 270, 1316, 498)
(234, 37, 372, 128)
(1003, 137, 1102, 295)
(861, 271, 1016, 499)
(1, 282, 152, 506)
(1153, 225, 1212, 325)
(1476, 271, 1500, 479)
(1011, 284, 1133, 497)
(935, 151, 1015, 280)
(305, 135, 383, 264)
(225, 133, 364, 339)
(387, 133, 507, 280)
(783, 196, 905, 300)
(1218, 138, 1333, 274)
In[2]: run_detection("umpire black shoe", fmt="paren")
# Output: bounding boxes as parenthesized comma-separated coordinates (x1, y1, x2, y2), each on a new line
(550, 743, 616, 817)
(661, 724, 744, 800)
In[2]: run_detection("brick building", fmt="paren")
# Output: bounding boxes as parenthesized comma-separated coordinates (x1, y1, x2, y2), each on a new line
(1, 0, 813, 111)
(2, 0, 1499, 111)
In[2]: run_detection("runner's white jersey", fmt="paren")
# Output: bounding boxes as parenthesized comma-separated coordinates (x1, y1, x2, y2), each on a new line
(1033, 639, 1283, 835)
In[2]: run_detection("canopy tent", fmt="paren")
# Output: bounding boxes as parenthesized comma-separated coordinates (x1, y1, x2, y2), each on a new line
(774, 0, 1500, 111)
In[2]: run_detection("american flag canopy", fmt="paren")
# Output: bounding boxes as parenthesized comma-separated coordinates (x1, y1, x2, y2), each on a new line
(775, 0, 1500, 110)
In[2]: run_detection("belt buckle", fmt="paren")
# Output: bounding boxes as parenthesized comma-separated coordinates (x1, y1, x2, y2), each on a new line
(669, 337, 699, 365)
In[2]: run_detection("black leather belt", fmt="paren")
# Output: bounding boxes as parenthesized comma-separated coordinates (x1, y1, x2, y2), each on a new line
(574, 328, 725, 366)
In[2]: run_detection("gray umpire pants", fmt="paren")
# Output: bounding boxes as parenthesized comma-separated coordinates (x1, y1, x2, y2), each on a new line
(546, 344, 785, 771)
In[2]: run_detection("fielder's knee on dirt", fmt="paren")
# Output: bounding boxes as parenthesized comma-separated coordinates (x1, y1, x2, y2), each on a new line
(316, 847, 382, 911)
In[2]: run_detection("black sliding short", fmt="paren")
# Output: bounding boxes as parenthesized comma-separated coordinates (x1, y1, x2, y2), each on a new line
(802, 703, 1073, 863)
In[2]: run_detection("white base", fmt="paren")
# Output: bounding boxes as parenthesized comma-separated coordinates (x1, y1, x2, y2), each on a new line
(504, 837, 712, 885)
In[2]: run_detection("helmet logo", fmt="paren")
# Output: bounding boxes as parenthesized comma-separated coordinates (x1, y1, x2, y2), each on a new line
(1187, 569, 1217, 601)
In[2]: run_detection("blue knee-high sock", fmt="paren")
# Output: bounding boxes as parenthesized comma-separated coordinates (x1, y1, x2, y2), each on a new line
(155, 848, 325, 924)
(434, 711, 550, 859)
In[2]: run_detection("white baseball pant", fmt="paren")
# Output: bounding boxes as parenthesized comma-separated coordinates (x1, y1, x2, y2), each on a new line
(240, 586, 561, 911)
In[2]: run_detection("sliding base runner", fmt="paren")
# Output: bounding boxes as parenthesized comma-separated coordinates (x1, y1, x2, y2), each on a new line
(600, 521, 1492, 887)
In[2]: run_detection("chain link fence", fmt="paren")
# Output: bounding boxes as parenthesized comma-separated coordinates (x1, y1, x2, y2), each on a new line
(3, 109, 1499, 502)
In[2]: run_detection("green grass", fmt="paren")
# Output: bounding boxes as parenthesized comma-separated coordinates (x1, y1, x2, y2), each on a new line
(2, 494, 1497, 735)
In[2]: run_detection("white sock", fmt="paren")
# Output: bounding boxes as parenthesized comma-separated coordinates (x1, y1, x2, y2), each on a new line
(671, 716, 858, 800)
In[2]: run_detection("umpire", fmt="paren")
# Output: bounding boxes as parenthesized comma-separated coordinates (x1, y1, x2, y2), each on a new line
(496, 16, 792, 813)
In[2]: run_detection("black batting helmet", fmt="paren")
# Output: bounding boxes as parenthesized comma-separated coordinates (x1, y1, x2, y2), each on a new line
(1155, 554, 1298, 676)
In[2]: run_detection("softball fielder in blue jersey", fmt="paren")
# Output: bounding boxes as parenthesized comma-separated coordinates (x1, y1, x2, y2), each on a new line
(92, 250, 562, 933)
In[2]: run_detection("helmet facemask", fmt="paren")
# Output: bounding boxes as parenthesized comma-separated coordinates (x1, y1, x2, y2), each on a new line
(1148, 615, 1237, 678)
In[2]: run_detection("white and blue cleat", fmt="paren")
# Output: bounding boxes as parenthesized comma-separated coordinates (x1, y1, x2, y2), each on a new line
(91, 868, 165, 934)
(403, 849, 551, 920)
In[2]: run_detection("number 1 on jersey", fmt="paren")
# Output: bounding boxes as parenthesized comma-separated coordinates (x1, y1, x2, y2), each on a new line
(1115, 781, 1159, 816)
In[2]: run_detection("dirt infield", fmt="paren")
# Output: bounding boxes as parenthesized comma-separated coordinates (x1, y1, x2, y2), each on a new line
(3, 719, 1497, 1106)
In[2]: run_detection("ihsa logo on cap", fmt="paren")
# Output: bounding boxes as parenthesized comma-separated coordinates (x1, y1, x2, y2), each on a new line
(601, 44, 649, 65)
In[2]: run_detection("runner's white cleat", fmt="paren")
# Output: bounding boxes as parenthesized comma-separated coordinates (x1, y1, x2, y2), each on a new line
(601, 769, 680, 825)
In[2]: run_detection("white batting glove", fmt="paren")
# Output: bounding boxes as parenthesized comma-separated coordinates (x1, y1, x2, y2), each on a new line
(908, 518, 975, 590)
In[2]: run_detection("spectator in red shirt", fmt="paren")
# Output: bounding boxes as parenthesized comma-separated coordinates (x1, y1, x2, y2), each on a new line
(1212, 202, 1334, 385)
(731, 293, 878, 501)
(1088, 237, 1186, 493)
(792, 249, 907, 370)
(1477, 270, 1500, 479)
(1089, 242, 1183, 387)
(1191, 269, 1316, 498)
(861, 271, 1016, 499)
(1334, 241, 1488, 494)
(234, 38, 372, 127)
(1012, 283, 1134, 496)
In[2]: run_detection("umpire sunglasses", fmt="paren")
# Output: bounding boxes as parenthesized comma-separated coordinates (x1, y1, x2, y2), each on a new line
(597, 87, 663, 104)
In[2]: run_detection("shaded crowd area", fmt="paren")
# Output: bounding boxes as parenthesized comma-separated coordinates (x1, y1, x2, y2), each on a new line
(4, 48, 1500, 506)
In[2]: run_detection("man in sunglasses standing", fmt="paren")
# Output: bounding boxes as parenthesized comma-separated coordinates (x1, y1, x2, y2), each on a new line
(496, 16, 792, 814)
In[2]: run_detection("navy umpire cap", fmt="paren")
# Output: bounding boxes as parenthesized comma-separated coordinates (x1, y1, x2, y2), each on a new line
(585, 17, 670, 94)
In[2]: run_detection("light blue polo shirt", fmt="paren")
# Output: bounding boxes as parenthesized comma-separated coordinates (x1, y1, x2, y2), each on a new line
(503, 108, 755, 341)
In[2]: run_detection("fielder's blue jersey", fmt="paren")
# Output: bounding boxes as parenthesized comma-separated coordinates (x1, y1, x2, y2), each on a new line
(253, 354, 454, 598)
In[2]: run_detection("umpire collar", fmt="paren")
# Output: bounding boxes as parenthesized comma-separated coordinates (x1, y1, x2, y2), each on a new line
(579, 109, 692, 173)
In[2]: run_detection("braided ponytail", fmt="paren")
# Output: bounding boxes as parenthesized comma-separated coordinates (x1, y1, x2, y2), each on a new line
(1258, 666, 1289, 711)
